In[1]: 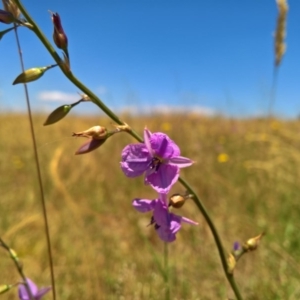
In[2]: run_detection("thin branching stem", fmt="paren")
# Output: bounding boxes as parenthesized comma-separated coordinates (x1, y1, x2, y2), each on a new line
(12, 23, 56, 300)
(0, 238, 34, 300)
(164, 242, 170, 300)
(13, 2, 243, 299)
(179, 177, 243, 300)
(268, 67, 279, 118)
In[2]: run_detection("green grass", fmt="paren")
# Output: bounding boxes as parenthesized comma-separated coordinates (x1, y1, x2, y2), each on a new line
(1, 113, 300, 299)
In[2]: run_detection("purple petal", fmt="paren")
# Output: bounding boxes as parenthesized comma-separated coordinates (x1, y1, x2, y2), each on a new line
(132, 198, 156, 212)
(150, 133, 180, 158)
(156, 226, 177, 242)
(168, 156, 194, 168)
(153, 199, 169, 227)
(75, 139, 105, 155)
(19, 278, 38, 299)
(169, 217, 182, 234)
(121, 143, 151, 177)
(233, 241, 241, 251)
(36, 287, 51, 299)
(158, 193, 168, 206)
(172, 214, 198, 226)
(144, 128, 154, 156)
(145, 164, 179, 194)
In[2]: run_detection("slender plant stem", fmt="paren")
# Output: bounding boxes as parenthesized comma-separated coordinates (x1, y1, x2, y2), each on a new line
(164, 242, 170, 300)
(12, 24, 56, 300)
(179, 177, 243, 300)
(0, 238, 34, 300)
(268, 67, 279, 118)
(13, 2, 243, 299)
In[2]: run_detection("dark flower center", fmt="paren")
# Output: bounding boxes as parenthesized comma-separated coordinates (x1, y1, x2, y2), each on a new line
(148, 216, 161, 230)
(149, 156, 163, 172)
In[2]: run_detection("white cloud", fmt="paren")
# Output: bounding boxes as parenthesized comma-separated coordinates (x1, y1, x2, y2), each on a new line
(120, 105, 215, 116)
(37, 90, 79, 102)
(96, 85, 107, 95)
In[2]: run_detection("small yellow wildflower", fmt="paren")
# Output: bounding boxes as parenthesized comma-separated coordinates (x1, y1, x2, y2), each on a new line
(161, 122, 172, 132)
(217, 153, 229, 163)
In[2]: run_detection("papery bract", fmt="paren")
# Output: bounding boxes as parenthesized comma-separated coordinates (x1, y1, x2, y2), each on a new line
(133, 193, 198, 242)
(121, 128, 193, 194)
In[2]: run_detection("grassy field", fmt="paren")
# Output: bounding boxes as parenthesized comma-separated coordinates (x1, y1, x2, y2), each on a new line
(1, 113, 300, 299)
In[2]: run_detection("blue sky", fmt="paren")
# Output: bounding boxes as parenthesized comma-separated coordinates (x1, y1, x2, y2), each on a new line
(0, 0, 299, 117)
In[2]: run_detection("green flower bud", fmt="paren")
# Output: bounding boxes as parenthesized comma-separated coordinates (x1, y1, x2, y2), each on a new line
(43, 105, 72, 126)
(13, 64, 57, 85)
(0, 284, 12, 294)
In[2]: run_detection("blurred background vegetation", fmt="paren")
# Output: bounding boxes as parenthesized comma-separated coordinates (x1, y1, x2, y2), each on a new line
(1, 113, 300, 299)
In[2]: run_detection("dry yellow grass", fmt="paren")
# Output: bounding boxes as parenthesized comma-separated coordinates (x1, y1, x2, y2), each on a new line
(1, 113, 300, 299)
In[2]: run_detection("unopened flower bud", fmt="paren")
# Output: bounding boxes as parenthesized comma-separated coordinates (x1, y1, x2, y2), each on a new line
(44, 105, 72, 126)
(13, 65, 57, 85)
(73, 126, 108, 140)
(0, 284, 12, 294)
(2, 0, 20, 19)
(0, 9, 13, 23)
(243, 232, 265, 252)
(50, 12, 68, 53)
(75, 139, 107, 155)
(227, 253, 236, 274)
(169, 193, 186, 208)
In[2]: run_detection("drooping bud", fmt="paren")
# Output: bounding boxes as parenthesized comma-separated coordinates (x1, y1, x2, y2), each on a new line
(0, 8, 14, 24)
(50, 11, 68, 55)
(44, 105, 72, 126)
(243, 232, 265, 252)
(73, 126, 109, 155)
(168, 194, 186, 208)
(0, 284, 12, 294)
(75, 139, 107, 155)
(43, 98, 83, 126)
(13, 64, 58, 85)
(2, 0, 20, 19)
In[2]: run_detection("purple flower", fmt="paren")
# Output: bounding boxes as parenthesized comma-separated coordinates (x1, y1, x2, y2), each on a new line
(121, 128, 193, 193)
(133, 193, 198, 242)
(18, 278, 51, 300)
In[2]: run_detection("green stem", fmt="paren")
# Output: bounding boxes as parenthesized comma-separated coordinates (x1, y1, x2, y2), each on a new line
(179, 177, 243, 300)
(164, 242, 170, 300)
(14, 1, 243, 299)
(12, 22, 56, 300)
(0, 238, 34, 300)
